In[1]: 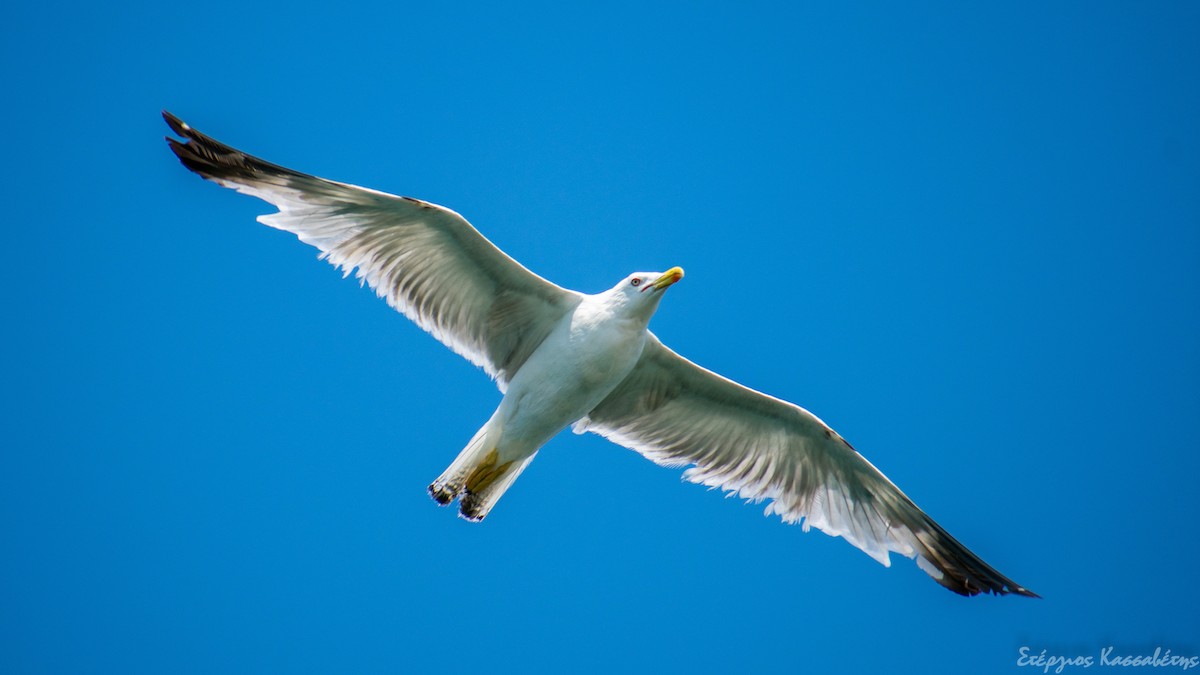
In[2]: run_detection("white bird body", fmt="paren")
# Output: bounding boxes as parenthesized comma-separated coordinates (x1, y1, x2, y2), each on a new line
(435, 276, 668, 518)
(503, 290, 650, 448)
(164, 111, 1037, 597)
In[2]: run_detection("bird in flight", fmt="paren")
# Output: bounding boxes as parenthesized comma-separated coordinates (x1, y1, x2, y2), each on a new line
(164, 111, 1036, 597)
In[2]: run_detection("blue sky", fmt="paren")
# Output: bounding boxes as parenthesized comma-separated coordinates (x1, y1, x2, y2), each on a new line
(3, 1, 1198, 673)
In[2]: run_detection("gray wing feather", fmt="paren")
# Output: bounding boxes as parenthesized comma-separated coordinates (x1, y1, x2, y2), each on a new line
(164, 111, 579, 388)
(581, 335, 1037, 597)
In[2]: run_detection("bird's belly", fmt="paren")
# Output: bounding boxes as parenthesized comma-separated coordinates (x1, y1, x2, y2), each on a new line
(498, 320, 644, 449)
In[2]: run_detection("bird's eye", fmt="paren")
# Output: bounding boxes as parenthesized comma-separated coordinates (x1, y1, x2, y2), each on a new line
(630, 278, 642, 287)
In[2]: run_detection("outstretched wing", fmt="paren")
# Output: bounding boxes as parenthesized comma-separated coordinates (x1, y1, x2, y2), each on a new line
(579, 335, 1037, 597)
(164, 111, 580, 389)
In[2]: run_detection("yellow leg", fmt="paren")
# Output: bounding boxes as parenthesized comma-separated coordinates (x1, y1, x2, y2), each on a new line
(464, 449, 514, 496)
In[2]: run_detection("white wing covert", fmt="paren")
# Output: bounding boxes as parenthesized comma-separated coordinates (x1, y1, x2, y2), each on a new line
(579, 336, 1037, 597)
(164, 112, 579, 389)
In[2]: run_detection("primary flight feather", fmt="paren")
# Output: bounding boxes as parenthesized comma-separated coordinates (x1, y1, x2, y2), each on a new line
(163, 111, 1036, 598)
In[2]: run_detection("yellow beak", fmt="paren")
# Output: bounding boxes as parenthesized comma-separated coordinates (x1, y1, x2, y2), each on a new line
(650, 266, 685, 290)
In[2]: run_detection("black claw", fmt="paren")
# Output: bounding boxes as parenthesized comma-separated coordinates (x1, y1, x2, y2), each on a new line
(459, 490, 485, 522)
(428, 483, 455, 505)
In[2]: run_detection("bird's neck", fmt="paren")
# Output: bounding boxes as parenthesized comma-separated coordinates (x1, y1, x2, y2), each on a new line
(590, 291, 659, 329)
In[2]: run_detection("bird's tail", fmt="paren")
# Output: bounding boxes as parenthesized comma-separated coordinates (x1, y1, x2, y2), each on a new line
(427, 415, 536, 521)
(459, 452, 537, 522)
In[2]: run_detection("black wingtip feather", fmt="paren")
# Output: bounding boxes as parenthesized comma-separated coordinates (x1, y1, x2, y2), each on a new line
(920, 519, 1040, 598)
(163, 110, 312, 187)
(162, 109, 188, 137)
(163, 110, 237, 180)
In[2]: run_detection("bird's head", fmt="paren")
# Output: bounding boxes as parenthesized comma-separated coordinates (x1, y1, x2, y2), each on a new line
(607, 266, 685, 320)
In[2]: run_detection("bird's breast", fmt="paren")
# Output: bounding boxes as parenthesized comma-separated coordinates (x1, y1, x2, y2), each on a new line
(498, 308, 646, 446)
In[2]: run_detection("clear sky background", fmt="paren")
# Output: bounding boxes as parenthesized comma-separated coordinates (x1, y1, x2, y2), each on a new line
(2, 2, 1198, 673)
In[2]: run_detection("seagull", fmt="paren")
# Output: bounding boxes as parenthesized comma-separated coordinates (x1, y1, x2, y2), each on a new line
(163, 111, 1036, 597)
